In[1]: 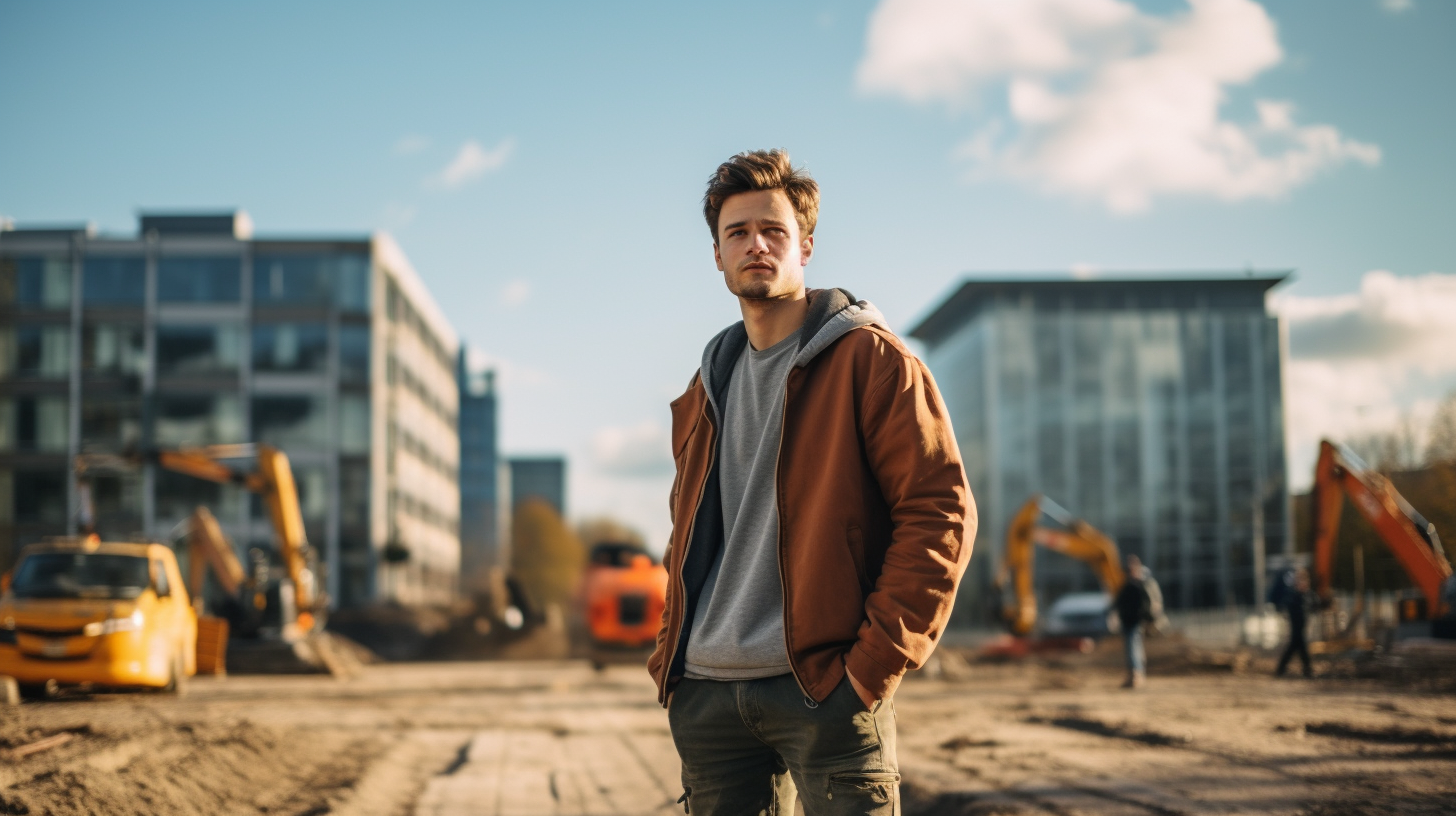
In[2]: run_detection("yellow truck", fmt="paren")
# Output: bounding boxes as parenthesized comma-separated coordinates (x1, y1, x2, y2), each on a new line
(0, 537, 197, 695)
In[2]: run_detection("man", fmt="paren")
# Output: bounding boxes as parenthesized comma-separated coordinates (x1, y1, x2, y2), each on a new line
(1275, 569, 1313, 678)
(648, 149, 975, 815)
(1113, 554, 1154, 689)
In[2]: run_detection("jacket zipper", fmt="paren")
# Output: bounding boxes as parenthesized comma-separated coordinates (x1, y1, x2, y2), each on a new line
(775, 367, 813, 702)
(662, 402, 715, 704)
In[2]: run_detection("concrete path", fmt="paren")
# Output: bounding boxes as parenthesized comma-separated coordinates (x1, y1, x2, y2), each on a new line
(414, 727, 682, 816)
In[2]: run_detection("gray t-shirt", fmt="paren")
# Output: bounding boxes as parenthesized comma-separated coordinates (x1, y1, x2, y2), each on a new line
(683, 332, 797, 680)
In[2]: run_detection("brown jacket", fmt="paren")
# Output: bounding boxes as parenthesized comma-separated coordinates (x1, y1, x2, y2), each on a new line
(648, 288, 975, 705)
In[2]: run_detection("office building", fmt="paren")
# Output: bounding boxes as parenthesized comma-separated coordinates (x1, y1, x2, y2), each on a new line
(0, 211, 461, 607)
(508, 456, 565, 518)
(457, 349, 500, 592)
(909, 275, 1290, 624)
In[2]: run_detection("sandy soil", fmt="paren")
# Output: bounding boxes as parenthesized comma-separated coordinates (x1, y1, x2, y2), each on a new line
(1, 642, 1452, 815)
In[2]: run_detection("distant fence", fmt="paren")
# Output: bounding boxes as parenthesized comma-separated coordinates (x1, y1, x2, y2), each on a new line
(1166, 591, 1411, 649)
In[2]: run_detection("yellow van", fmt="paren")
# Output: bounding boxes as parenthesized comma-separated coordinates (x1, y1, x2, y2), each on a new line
(0, 537, 197, 694)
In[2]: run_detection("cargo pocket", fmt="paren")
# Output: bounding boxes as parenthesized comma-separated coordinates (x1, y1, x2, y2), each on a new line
(826, 770, 900, 806)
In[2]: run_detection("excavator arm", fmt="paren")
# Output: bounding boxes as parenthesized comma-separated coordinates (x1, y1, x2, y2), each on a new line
(76, 444, 320, 631)
(996, 497, 1041, 636)
(1312, 440, 1451, 617)
(997, 494, 1127, 636)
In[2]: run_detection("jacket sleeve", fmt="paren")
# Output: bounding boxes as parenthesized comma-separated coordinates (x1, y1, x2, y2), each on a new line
(846, 348, 976, 700)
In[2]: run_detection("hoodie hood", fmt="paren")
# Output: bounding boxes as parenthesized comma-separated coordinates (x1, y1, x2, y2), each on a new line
(698, 288, 886, 420)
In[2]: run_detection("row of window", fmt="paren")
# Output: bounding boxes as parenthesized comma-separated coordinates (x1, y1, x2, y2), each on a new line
(0, 393, 370, 453)
(386, 353, 455, 428)
(383, 278, 452, 375)
(0, 323, 370, 380)
(390, 422, 458, 483)
(0, 254, 371, 310)
(389, 487, 459, 536)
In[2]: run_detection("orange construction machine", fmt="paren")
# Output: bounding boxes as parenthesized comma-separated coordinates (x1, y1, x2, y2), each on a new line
(994, 494, 1126, 638)
(1310, 439, 1454, 638)
(581, 542, 667, 651)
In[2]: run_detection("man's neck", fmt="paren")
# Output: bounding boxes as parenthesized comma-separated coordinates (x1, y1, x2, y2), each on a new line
(739, 289, 809, 351)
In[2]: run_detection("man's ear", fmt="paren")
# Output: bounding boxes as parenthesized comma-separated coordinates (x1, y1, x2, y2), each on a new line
(800, 234, 814, 266)
(713, 241, 724, 272)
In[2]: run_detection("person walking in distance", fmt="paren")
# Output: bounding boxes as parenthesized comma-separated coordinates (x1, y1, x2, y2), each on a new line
(1113, 554, 1154, 689)
(1276, 569, 1314, 678)
(648, 149, 976, 815)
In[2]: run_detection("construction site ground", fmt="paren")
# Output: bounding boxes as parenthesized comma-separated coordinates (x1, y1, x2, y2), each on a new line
(2, 639, 1454, 816)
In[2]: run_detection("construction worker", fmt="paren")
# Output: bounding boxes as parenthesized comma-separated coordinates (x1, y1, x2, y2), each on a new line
(1113, 554, 1155, 688)
(1276, 569, 1314, 678)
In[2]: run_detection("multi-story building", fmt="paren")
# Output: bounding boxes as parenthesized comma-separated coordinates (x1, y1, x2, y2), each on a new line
(909, 275, 1290, 624)
(508, 456, 565, 518)
(0, 211, 461, 608)
(457, 349, 500, 593)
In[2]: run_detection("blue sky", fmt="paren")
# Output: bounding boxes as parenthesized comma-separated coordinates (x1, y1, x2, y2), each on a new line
(3, 0, 1453, 551)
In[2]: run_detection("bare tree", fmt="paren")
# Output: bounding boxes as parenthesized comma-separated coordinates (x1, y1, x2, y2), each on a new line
(576, 516, 646, 550)
(1347, 414, 1422, 472)
(1426, 391, 1456, 466)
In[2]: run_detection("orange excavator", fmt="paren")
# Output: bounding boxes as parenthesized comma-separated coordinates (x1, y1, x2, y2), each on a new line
(1309, 439, 1454, 639)
(581, 542, 668, 668)
(994, 494, 1126, 637)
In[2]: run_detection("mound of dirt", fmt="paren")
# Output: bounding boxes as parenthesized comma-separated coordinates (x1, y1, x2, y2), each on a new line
(0, 717, 387, 816)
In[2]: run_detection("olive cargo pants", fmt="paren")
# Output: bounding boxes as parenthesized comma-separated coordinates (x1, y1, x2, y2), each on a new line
(668, 673, 899, 815)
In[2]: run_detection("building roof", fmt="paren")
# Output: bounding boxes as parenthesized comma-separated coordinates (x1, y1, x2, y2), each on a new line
(908, 272, 1291, 348)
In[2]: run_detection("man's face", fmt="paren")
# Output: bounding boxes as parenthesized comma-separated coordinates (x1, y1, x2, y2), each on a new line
(714, 189, 813, 300)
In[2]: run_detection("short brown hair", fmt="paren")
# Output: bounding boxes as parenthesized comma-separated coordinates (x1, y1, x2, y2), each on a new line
(703, 149, 819, 242)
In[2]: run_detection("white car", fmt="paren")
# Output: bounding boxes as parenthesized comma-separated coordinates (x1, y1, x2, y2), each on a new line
(1042, 592, 1114, 639)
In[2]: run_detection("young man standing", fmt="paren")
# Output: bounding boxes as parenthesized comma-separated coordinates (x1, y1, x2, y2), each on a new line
(648, 149, 975, 814)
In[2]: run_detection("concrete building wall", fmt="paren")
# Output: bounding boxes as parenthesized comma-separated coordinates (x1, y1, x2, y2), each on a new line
(0, 214, 462, 608)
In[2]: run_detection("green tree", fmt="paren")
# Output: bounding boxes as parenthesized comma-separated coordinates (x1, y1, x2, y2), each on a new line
(510, 498, 586, 610)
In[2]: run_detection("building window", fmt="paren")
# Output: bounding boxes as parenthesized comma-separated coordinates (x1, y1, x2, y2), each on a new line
(155, 469, 245, 525)
(13, 469, 67, 525)
(253, 253, 369, 310)
(157, 256, 242, 303)
(0, 396, 69, 452)
(338, 394, 370, 454)
(251, 394, 327, 449)
(339, 461, 370, 531)
(80, 396, 143, 452)
(82, 323, 147, 377)
(0, 256, 72, 308)
(82, 256, 146, 306)
(154, 393, 243, 447)
(3, 325, 71, 379)
(252, 323, 328, 373)
(339, 325, 370, 382)
(156, 324, 242, 377)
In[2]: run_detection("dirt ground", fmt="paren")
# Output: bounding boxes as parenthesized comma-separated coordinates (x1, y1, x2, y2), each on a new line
(2, 641, 1454, 816)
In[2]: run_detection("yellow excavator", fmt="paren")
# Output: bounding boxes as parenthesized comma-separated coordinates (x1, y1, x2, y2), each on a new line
(993, 494, 1126, 638)
(74, 444, 338, 674)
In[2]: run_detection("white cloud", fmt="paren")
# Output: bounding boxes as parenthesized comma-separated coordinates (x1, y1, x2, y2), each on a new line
(592, 421, 674, 479)
(1273, 271, 1456, 488)
(502, 279, 530, 308)
(394, 135, 431, 155)
(432, 138, 515, 188)
(858, 0, 1380, 212)
(1380, 0, 1414, 13)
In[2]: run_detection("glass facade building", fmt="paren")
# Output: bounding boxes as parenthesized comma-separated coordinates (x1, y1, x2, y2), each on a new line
(0, 212, 461, 608)
(910, 276, 1291, 625)
(457, 351, 501, 594)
